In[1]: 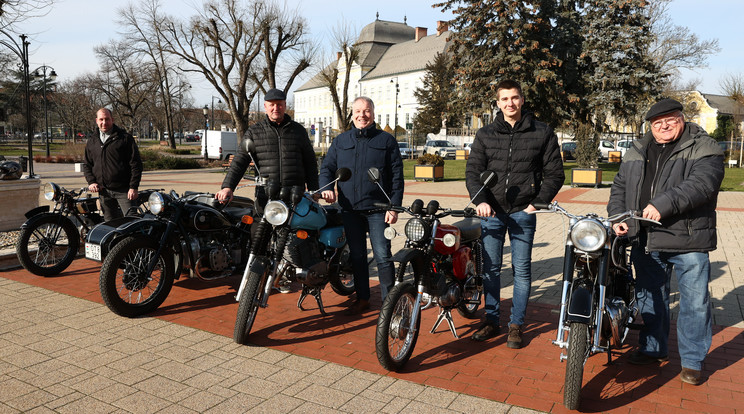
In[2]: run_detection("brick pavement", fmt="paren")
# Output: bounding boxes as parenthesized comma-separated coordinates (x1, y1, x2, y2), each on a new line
(2, 163, 744, 413)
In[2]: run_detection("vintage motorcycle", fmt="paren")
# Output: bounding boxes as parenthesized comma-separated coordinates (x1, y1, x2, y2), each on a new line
(86, 189, 254, 317)
(530, 201, 659, 410)
(371, 168, 497, 371)
(233, 167, 355, 345)
(16, 182, 154, 276)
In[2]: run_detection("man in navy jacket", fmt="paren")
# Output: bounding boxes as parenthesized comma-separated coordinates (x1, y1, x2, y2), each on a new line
(319, 97, 404, 315)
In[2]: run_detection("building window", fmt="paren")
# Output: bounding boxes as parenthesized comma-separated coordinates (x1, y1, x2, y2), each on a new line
(386, 114, 390, 126)
(378, 114, 382, 124)
(482, 113, 490, 125)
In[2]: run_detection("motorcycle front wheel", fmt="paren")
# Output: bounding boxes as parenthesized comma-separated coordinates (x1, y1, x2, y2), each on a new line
(233, 260, 266, 345)
(329, 245, 354, 296)
(16, 215, 79, 276)
(99, 236, 175, 317)
(564, 322, 590, 410)
(375, 280, 420, 371)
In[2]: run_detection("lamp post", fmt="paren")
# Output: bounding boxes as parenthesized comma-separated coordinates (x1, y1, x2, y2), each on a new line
(0, 32, 35, 177)
(34, 65, 57, 158)
(211, 96, 221, 131)
(390, 77, 399, 140)
(202, 105, 209, 160)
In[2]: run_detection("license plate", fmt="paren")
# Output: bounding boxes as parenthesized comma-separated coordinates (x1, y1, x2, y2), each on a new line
(85, 243, 102, 261)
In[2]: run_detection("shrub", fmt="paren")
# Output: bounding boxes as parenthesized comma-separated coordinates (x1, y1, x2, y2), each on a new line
(417, 152, 444, 166)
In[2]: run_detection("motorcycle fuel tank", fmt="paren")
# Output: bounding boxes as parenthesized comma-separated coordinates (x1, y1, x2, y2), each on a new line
(290, 196, 327, 230)
(192, 208, 232, 231)
(319, 225, 345, 249)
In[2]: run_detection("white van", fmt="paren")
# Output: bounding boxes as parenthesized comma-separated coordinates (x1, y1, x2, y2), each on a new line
(201, 130, 238, 160)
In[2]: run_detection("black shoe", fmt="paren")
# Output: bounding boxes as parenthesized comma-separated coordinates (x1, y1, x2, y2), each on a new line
(627, 351, 668, 365)
(471, 322, 500, 342)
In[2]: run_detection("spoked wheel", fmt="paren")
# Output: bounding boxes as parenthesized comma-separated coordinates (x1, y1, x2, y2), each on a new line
(233, 260, 266, 345)
(99, 236, 174, 317)
(329, 245, 355, 296)
(16, 215, 79, 276)
(375, 280, 420, 371)
(564, 322, 590, 410)
(457, 269, 481, 319)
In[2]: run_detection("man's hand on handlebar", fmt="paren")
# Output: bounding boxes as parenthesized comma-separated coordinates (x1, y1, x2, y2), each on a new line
(215, 188, 233, 204)
(385, 210, 398, 224)
(476, 202, 493, 217)
(613, 222, 629, 236)
(321, 190, 336, 203)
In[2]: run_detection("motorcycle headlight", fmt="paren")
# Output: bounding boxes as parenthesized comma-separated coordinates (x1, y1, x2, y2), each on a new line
(570, 219, 606, 252)
(442, 233, 457, 247)
(383, 227, 398, 240)
(44, 182, 60, 201)
(148, 192, 166, 215)
(264, 200, 289, 225)
(404, 218, 429, 243)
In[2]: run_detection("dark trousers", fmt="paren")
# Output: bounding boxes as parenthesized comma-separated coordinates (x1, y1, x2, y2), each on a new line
(341, 210, 395, 301)
(99, 188, 136, 222)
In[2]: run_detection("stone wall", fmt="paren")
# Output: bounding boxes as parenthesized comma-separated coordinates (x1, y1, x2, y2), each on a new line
(0, 178, 40, 231)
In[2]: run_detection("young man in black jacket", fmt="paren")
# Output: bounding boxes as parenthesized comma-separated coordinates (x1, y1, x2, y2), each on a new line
(83, 108, 143, 221)
(465, 80, 564, 347)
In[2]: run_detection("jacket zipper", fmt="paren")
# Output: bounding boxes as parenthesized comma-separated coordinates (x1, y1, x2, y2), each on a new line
(504, 133, 514, 210)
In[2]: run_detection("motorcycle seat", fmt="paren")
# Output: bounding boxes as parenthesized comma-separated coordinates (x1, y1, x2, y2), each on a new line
(453, 218, 481, 243)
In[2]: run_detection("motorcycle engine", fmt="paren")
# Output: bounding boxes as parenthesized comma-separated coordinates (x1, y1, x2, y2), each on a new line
(603, 296, 634, 345)
(190, 236, 238, 280)
(438, 278, 461, 308)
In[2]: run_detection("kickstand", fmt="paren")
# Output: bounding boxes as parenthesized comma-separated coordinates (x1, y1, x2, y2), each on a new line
(430, 308, 458, 338)
(297, 286, 327, 316)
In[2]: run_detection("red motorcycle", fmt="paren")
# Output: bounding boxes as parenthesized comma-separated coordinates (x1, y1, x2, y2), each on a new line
(368, 168, 496, 371)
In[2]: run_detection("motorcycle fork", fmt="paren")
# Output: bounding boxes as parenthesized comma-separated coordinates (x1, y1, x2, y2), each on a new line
(407, 283, 425, 338)
(554, 244, 576, 349)
(591, 252, 611, 355)
(235, 219, 272, 301)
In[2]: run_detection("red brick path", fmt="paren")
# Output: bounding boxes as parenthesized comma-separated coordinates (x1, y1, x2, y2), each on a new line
(3, 259, 743, 413)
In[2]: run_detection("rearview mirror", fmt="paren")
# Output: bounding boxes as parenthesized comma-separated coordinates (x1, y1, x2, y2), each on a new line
(367, 167, 381, 183)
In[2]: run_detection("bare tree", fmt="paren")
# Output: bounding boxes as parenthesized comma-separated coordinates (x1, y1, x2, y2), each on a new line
(0, 0, 55, 29)
(649, 0, 720, 86)
(317, 23, 359, 132)
(152, 0, 313, 140)
(52, 78, 97, 141)
(719, 73, 744, 166)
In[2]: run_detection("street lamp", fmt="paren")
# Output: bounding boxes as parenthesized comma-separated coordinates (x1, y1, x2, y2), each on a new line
(202, 105, 209, 160)
(34, 65, 57, 158)
(0, 32, 35, 177)
(390, 77, 399, 140)
(211, 96, 221, 131)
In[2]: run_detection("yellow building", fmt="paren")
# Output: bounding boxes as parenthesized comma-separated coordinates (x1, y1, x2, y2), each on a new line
(679, 90, 743, 136)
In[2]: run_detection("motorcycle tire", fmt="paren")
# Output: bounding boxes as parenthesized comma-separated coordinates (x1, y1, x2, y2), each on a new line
(16, 215, 79, 277)
(99, 236, 175, 318)
(233, 261, 265, 345)
(329, 245, 355, 296)
(564, 322, 590, 410)
(375, 280, 420, 371)
(457, 267, 481, 319)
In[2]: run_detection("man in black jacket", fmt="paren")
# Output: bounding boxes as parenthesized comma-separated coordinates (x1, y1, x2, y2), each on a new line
(83, 108, 143, 221)
(465, 80, 564, 347)
(216, 88, 318, 293)
(608, 98, 724, 385)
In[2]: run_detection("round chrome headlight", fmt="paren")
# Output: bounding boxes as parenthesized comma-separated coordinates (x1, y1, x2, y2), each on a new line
(44, 182, 60, 201)
(442, 233, 457, 247)
(404, 218, 428, 243)
(570, 219, 606, 252)
(264, 200, 289, 225)
(148, 192, 166, 215)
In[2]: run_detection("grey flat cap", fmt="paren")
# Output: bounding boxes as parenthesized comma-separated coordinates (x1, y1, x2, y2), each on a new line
(264, 88, 286, 101)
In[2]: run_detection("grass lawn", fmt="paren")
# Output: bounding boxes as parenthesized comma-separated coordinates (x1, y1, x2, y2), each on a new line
(403, 159, 744, 191)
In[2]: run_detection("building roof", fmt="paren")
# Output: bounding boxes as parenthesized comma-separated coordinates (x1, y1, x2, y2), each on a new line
(362, 31, 450, 81)
(295, 62, 335, 92)
(702, 93, 744, 115)
(356, 19, 415, 46)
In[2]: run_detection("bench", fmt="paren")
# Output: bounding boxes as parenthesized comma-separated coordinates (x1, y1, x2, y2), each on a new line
(222, 154, 234, 170)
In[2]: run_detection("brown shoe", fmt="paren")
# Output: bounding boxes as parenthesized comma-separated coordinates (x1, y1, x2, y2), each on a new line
(680, 368, 701, 385)
(507, 324, 523, 349)
(344, 299, 370, 315)
(471, 322, 500, 342)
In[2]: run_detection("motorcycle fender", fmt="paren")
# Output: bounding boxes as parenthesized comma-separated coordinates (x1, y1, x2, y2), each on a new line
(21, 212, 75, 231)
(86, 217, 166, 259)
(391, 248, 428, 274)
(566, 285, 593, 323)
(24, 205, 50, 220)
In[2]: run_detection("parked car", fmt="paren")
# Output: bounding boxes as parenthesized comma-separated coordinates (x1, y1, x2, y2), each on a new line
(598, 139, 615, 160)
(185, 134, 201, 142)
(398, 142, 414, 159)
(718, 141, 739, 153)
(617, 139, 634, 156)
(423, 140, 456, 159)
(561, 141, 577, 161)
(463, 142, 473, 154)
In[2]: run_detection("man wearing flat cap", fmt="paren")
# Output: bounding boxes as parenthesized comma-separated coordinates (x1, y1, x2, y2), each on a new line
(608, 98, 724, 385)
(217, 88, 319, 293)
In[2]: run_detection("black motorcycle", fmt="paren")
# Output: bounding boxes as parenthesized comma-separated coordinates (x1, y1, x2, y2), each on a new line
(233, 168, 354, 345)
(86, 190, 254, 317)
(531, 201, 659, 410)
(16, 182, 153, 276)
(371, 168, 497, 371)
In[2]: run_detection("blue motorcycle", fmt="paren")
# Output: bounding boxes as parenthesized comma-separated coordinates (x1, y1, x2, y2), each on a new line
(233, 167, 354, 344)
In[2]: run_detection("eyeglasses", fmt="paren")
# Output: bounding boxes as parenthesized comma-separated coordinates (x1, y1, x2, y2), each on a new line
(651, 116, 681, 129)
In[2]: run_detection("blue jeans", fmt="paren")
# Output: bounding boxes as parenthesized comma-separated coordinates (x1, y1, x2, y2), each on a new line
(480, 210, 536, 327)
(342, 211, 395, 301)
(631, 247, 712, 371)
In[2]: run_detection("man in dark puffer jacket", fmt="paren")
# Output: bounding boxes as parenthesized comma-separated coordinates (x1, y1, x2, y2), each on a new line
(465, 80, 564, 347)
(608, 98, 724, 385)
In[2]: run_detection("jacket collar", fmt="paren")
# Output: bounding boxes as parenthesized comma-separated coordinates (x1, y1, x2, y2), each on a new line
(494, 111, 534, 133)
(352, 122, 378, 138)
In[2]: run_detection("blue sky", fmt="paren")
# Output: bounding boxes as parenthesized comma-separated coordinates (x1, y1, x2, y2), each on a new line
(13, 0, 741, 106)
